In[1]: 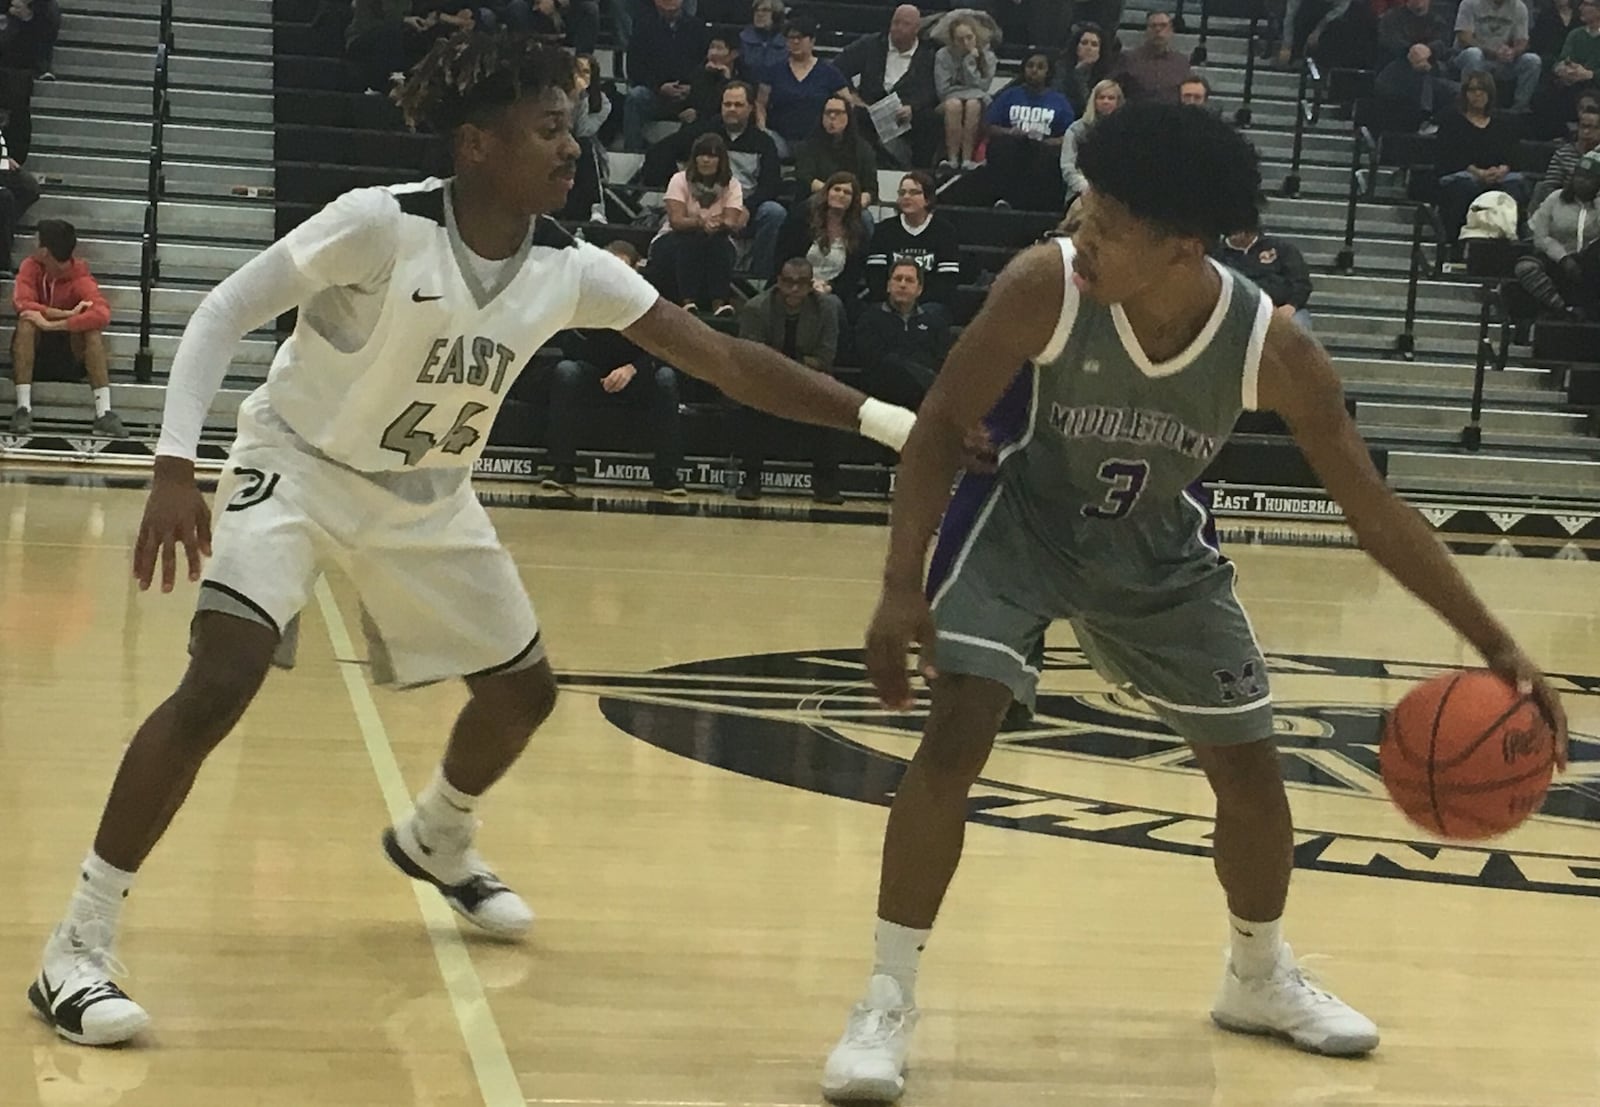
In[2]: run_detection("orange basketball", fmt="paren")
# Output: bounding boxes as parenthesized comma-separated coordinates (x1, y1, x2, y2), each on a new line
(1379, 669, 1555, 841)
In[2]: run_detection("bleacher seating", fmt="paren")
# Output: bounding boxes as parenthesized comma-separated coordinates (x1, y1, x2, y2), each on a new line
(0, 0, 1590, 503)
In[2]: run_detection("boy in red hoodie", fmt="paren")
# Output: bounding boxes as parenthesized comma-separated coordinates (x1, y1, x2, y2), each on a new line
(9, 218, 121, 436)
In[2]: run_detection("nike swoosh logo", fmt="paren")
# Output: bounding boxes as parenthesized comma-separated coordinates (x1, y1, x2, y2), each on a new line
(411, 290, 443, 303)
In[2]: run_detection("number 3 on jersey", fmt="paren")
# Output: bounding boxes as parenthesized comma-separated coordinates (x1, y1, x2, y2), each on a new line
(380, 401, 489, 466)
(1082, 458, 1150, 519)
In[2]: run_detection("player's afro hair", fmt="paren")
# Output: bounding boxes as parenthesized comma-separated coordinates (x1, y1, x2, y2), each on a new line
(1075, 102, 1263, 241)
(393, 29, 576, 134)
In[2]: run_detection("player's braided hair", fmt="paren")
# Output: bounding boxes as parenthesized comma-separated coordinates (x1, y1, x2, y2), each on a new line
(393, 29, 576, 135)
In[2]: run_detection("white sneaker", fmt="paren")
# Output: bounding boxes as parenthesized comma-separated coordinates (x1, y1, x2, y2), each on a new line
(383, 814, 534, 940)
(28, 921, 150, 1047)
(821, 974, 919, 1103)
(1210, 944, 1379, 1056)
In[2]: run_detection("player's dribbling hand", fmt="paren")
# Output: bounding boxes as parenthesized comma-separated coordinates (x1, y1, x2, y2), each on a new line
(133, 457, 213, 594)
(865, 584, 937, 710)
(1483, 640, 1570, 771)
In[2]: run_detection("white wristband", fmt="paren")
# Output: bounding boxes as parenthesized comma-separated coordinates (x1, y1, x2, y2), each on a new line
(857, 397, 916, 453)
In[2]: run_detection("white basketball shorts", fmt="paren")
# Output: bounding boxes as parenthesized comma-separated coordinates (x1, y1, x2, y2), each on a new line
(196, 413, 543, 688)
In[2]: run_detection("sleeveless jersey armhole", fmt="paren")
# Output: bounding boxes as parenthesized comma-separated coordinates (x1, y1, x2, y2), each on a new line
(1240, 289, 1274, 412)
(1036, 236, 1082, 364)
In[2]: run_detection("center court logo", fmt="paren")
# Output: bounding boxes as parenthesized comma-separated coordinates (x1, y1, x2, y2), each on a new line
(574, 648, 1600, 898)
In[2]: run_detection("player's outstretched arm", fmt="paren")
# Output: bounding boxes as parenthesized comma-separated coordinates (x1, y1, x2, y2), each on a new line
(1259, 315, 1569, 763)
(622, 298, 915, 451)
(866, 241, 1065, 708)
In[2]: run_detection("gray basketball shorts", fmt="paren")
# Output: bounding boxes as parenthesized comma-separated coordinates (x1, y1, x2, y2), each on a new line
(923, 474, 1274, 746)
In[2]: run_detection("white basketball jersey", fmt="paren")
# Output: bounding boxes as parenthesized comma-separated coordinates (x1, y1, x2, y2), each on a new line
(242, 178, 659, 473)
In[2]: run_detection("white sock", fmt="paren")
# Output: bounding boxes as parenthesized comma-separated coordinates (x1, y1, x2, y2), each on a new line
(65, 852, 136, 938)
(416, 768, 479, 832)
(1228, 913, 1285, 980)
(872, 919, 930, 1005)
(15, 383, 30, 410)
(92, 387, 111, 417)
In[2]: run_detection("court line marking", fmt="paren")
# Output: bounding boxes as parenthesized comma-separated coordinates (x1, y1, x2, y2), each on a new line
(314, 578, 526, 1107)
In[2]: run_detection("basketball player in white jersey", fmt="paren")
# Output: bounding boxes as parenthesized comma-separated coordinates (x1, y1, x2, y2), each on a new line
(820, 104, 1569, 1100)
(28, 32, 922, 1048)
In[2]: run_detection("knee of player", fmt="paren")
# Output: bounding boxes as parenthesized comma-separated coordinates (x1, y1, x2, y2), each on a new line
(168, 660, 269, 751)
(474, 662, 559, 735)
(1195, 739, 1285, 803)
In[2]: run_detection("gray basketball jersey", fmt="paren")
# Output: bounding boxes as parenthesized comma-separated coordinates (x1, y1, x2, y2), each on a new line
(991, 237, 1273, 547)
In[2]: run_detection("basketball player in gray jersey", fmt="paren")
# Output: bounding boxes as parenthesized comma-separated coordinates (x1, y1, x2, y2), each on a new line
(822, 103, 1570, 1101)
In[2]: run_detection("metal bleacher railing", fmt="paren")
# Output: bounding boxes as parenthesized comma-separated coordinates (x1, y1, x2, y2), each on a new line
(134, 0, 172, 385)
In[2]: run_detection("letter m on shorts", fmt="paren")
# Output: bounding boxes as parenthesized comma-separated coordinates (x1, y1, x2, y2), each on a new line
(1212, 660, 1264, 704)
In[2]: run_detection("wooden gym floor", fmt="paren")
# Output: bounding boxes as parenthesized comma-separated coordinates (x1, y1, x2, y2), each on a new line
(2, 475, 1599, 1107)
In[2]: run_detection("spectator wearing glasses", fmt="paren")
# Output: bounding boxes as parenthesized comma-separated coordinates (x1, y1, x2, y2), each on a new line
(1115, 10, 1193, 104)
(795, 96, 878, 212)
(863, 170, 963, 304)
(756, 15, 848, 153)
(739, 0, 788, 82)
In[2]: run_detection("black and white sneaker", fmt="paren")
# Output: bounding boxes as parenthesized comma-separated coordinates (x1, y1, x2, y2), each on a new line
(28, 922, 149, 1046)
(383, 815, 534, 940)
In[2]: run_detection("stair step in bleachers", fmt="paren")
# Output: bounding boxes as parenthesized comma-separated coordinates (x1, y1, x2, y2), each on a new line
(36, 82, 274, 126)
(30, 152, 275, 199)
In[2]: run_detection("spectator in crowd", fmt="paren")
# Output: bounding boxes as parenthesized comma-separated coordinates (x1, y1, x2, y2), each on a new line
(1116, 9, 1193, 103)
(982, 50, 1074, 209)
(650, 132, 744, 313)
(1532, 0, 1583, 67)
(1060, 76, 1124, 198)
(346, 0, 428, 95)
(1512, 148, 1600, 318)
(863, 169, 963, 303)
(984, 0, 1071, 55)
(543, 241, 687, 496)
(836, 4, 941, 169)
(0, 0, 59, 78)
(1378, 0, 1454, 65)
(1054, 22, 1116, 116)
(8, 219, 118, 438)
(795, 96, 878, 211)
(776, 171, 871, 310)
(1435, 71, 1530, 242)
(854, 261, 952, 410)
(1375, 37, 1460, 132)
(1534, 93, 1600, 203)
(498, 0, 601, 52)
(1213, 216, 1315, 330)
(1179, 73, 1211, 105)
(934, 15, 998, 170)
(735, 257, 844, 503)
(739, 0, 788, 82)
(1553, 0, 1600, 111)
(0, 118, 38, 274)
(757, 15, 848, 153)
(605, 0, 700, 67)
(558, 53, 611, 221)
(641, 81, 787, 277)
(1454, 0, 1542, 111)
(682, 31, 738, 123)
(624, 0, 710, 151)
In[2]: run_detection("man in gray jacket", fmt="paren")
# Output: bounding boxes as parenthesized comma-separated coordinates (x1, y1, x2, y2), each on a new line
(735, 258, 846, 501)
